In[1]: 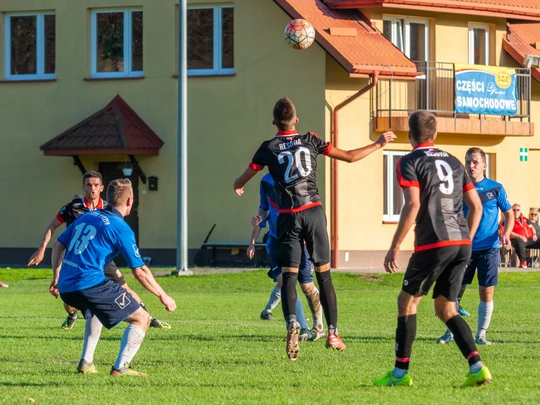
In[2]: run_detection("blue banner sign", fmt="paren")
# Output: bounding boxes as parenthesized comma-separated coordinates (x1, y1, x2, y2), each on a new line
(455, 64, 518, 116)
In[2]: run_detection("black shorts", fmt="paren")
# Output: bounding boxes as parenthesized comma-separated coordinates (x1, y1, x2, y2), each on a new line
(402, 244, 472, 301)
(277, 205, 330, 268)
(104, 261, 126, 285)
(60, 279, 140, 329)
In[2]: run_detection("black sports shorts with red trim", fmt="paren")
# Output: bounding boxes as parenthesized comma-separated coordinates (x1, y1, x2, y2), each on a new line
(402, 244, 472, 301)
(277, 205, 330, 268)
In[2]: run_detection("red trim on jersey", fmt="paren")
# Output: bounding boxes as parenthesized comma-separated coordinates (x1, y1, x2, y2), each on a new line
(275, 130, 299, 137)
(413, 142, 435, 150)
(56, 213, 66, 223)
(249, 162, 264, 171)
(83, 197, 104, 209)
(269, 199, 322, 214)
(463, 182, 475, 192)
(323, 142, 333, 155)
(414, 239, 472, 252)
(396, 157, 420, 188)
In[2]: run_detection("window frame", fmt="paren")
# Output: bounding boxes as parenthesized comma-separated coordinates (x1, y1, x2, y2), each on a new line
(382, 17, 429, 61)
(90, 8, 143, 79)
(4, 11, 56, 81)
(187, 4, 234, 76)
(383, 150, 408, 222)
(468, 23, 489, 65)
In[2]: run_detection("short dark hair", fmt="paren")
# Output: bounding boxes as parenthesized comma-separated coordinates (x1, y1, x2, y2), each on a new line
(465, 147, 486, 163)
(408, 110, 437, 143)
(273, 97, 297, 131)
(82, 170, 102, 185)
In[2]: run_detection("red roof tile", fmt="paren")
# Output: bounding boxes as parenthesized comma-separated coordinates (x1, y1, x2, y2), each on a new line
(324, 0, 540, 21)
(40, 95, 164, 156)
(503, 21, 540, 82)
(274, 0, 420, 78)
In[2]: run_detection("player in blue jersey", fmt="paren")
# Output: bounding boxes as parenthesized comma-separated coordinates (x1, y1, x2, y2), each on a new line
(247, 173, 324, 341)
(50, 178, 176, 376)
(437, 147, 514, 346)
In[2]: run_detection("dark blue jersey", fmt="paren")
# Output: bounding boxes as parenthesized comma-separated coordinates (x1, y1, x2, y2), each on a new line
(57, 205, 144, 293)
(463, 177, 511, 250)
(258, 173, 279, 243)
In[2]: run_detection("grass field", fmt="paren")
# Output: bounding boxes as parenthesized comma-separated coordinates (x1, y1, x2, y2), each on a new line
(0, 268, 539, 404)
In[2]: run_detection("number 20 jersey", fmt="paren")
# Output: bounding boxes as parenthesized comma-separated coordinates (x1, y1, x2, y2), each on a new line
(397, 144, 475, 252)
(249, 131, 332, 213)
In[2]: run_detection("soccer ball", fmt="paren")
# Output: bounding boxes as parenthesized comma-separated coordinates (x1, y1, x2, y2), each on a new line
(284, 19, 315, 50)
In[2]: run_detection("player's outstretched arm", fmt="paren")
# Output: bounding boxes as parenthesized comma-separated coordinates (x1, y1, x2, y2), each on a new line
(28, 217, 63, 266)
(132, 265, 176, 311)
(234, 167, 258, 195)
(50, 240, 66, 298)
(384, 186, 420, 273)
(463, 188, 482, 241)
(326, 131, 396, 163)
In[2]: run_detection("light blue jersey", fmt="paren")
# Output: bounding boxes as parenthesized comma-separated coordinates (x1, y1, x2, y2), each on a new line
(57, 205, 144, 293)
(463, 178, 511, 251)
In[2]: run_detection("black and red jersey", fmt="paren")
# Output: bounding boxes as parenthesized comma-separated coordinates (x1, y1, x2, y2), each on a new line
(249, 131, 332, 213)
(56, 196, 107, 227)
(397, 143, 474, 252)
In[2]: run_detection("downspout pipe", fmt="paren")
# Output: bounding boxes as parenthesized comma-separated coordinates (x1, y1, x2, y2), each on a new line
(330, 72, 379, 269)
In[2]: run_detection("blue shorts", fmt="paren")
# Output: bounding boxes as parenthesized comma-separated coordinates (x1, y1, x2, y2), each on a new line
(266, 237, 314, 284)
(60, 279, 141, 329)
(462, 248, 500, 287)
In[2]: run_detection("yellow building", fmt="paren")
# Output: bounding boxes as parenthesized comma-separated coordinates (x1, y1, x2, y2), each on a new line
(1, 0, 540, 268)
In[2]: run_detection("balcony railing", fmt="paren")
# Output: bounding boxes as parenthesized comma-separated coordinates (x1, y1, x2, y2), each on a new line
(374, 62, 532, 136)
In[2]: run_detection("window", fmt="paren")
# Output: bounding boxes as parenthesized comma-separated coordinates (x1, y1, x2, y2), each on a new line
(91, 9, 143, 78)
(383, 17, 428, 62)
(383, 151, 408, 222)
(469, 23, 489, 65)
(187, 5, 234, 76)
(4, 12, 55, 80)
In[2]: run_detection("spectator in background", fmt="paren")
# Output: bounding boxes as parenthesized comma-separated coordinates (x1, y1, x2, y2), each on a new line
(527, 208, 540, 267)
(509, 204, 540, 268)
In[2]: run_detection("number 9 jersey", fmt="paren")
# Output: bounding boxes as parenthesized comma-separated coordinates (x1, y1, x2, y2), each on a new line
(249, 131, 332, 213)
(397, 143, 475, 252)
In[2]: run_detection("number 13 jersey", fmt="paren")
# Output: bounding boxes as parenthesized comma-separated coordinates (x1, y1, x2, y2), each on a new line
(249, 131, 332, 213)
(397, 143, 475, 252)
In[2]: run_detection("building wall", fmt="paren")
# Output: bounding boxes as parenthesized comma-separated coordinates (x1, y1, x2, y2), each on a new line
(328, 9, 540, 267)
(0, 0, 326, 264)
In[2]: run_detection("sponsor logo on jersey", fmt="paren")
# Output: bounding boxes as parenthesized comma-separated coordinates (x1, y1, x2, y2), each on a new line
(115, 292, 132, 309)
(133, 244, 141, 258)
(486, 191, 494, 200)
(279, 139, 302, 150)
(63, 259, 79, 268)
(423, 149, 449, 157)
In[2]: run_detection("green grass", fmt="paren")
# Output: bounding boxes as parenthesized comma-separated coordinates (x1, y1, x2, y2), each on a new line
(0, 268, 539, 404)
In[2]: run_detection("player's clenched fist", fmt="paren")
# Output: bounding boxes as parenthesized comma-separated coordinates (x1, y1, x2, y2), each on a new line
(376, 131, 397, 147)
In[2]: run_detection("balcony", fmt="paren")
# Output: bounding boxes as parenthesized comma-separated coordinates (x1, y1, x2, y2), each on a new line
(374, 62, 533, 136)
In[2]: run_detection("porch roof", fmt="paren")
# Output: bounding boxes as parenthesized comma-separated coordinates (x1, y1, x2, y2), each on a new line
(503, 21, 540, 82)
(273, 0, 420, 79)
(323, 0, 540, 21)
(40, 95, 164, 156)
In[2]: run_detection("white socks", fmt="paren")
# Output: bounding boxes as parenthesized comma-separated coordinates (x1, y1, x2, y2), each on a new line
(114, 324, 146, 369)
(81, 315, 103, 363)
(477, 300, 494, 336)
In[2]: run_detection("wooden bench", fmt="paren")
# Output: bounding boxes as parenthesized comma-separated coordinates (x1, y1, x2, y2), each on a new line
(195, 242, 268, 267)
